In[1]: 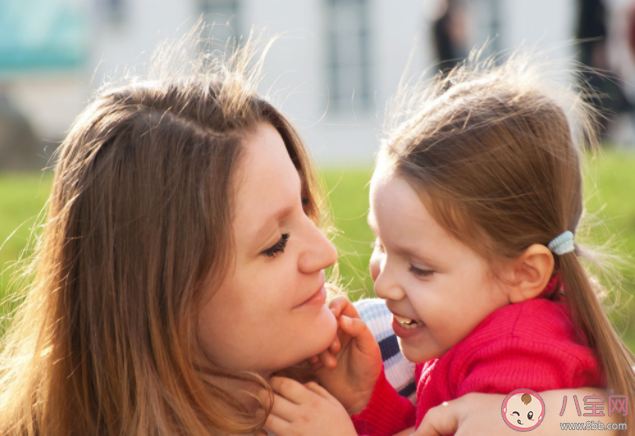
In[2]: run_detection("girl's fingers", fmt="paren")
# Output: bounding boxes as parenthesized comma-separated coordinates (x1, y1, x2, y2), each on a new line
(269, 376, 313, 404)
(329, 336, 341, 354)
(308, 356, 325, 372)
(256, 388, 273, 410)
(268, 392, 302, 422)
(337, 297, 362, 319)
(317, 349, 337, 369)
(328, 295, 351, 318)
(303, 380, 337, 402)
(264, 412, 291, 436)
(339, 315, 377, 352)
(256, 388, 297, 422)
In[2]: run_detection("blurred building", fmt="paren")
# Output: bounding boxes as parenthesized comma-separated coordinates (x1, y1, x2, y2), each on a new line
(0, 0, 578, 167)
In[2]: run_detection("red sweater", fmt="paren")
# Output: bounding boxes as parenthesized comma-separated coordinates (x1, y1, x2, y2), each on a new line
(352, 296, 604, 435)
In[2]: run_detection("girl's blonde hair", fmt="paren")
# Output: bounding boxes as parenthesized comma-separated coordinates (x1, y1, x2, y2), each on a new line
(0, 33, 325, 435)
(379, 50, 634, 430)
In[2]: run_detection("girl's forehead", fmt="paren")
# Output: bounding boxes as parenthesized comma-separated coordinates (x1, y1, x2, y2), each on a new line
(369, 174, 489, 271)
(369, 177, 439, 242)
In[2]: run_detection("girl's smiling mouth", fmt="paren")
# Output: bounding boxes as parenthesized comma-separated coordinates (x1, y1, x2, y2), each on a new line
(393, 314, 424, 330)
(391, 311, 426, 339)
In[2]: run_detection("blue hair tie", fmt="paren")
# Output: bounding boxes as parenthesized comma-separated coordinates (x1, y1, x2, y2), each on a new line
(548, 231, 575, 256)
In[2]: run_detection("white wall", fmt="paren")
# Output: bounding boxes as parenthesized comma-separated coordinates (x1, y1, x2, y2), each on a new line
(2, 0, 580, 165)
(500, 0, 577, 61)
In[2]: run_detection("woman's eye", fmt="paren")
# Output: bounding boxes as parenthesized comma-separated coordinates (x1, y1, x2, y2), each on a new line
(262, 233, 290, 258)
(409, 265, 434, 278)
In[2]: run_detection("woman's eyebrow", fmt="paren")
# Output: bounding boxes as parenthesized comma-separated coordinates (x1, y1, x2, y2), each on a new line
(250, 173, 301, 250)
(252, 204, 295, 246)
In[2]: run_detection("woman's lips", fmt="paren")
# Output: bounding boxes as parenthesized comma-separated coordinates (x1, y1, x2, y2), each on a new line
(293, 285, 326, 309)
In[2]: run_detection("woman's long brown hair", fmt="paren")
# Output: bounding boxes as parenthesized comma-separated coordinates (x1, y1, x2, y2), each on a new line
(379, 50, 635, 432)
(0, 32, 326, 435)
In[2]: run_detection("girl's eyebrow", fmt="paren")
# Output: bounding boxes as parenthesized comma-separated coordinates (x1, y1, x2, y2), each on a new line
(368, 223, 438, 268)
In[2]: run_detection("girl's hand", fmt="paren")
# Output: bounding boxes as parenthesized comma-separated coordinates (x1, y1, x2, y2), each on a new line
(309, 296, 383, 415)
(262, 376, 357, 436)
(414, 389, 621, 436)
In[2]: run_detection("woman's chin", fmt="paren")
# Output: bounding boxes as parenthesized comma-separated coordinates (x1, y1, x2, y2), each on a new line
(260, 305, 339, 375)
(301, 304, 338, 360)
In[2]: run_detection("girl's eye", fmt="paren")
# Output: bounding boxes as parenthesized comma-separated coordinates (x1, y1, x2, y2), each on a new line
(409, 265, 434, 278)
(262, 233, 290, 258)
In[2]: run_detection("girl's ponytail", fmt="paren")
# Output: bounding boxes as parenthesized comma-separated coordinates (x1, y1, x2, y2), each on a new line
(560, 250, 635, 431)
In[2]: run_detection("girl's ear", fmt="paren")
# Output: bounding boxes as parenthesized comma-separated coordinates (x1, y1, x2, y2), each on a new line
(506, 244, 554, 303)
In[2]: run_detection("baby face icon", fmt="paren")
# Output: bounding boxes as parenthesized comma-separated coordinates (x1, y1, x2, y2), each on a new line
(502, 389, 545, 431)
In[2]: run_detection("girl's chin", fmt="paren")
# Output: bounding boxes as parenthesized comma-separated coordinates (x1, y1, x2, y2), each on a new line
(398, 337, 440, 364)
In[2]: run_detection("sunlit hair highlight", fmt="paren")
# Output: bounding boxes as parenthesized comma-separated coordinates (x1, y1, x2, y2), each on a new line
(0, 29, 326, 436)
(378, 49, 635, 431)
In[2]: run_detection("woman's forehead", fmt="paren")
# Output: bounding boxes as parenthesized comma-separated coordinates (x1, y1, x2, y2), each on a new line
(233, 123, 301, 232)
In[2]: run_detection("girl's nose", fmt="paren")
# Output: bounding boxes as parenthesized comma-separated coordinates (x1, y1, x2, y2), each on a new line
(372, 258, 404, 301)
(298, 221, 338, 274)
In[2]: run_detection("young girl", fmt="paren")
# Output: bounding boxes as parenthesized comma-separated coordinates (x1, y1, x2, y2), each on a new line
(263, 52, 634, 435)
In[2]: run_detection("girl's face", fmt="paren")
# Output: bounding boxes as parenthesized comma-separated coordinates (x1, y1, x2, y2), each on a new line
(368, 173, 510, 363)
(198, 123, 338, 375)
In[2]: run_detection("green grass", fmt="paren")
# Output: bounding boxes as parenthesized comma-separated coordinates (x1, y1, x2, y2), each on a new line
(0, 174, 52, 297)
(1, 150, 635, 353)
(582, 148, 635, 351)
(321, 166, 376, 300)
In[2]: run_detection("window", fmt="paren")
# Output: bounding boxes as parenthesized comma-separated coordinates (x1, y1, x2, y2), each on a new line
(326, 0, 372, 113)
(474, 0, 501, 54)
(199, 0, 241, 48)
(0, 0, 87, 72)
(105, 0, 124, 24)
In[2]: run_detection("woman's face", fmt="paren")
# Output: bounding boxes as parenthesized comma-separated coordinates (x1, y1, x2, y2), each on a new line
(198, 123, 338, 375)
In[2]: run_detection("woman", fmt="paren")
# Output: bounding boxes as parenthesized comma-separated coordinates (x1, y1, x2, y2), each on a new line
(0, 35, 619, 435)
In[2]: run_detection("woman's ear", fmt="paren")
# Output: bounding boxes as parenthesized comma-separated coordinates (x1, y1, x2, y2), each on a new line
(506, 244, 554, 304)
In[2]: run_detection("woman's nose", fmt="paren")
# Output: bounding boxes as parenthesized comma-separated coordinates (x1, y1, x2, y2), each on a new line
(298, 221, 338, 274)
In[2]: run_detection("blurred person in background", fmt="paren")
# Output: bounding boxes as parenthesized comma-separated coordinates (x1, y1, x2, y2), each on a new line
(432, 0, 469, 72)
(577, 0, 633, 143)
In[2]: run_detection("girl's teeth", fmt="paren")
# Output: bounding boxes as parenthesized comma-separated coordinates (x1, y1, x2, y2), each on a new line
(394, 315, 424, 330)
